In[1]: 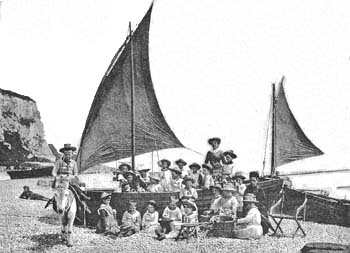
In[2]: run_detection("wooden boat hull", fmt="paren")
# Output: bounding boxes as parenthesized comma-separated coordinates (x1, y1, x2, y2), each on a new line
(82, 177, 284, 227)
(283, 187, 350, 227)
(7, 166, 53, 179)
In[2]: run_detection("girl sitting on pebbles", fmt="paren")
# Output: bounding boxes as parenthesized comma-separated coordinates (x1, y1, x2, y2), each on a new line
(177, 199, 199, 240)
(119, 200, 141, 237)
(156, 196, 182, 240)
(141, 200, 160, 235)
(96, 192, 119, 235)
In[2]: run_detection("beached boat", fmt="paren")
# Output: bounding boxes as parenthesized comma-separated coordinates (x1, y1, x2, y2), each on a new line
(75, 4, 325, 226)
(7, 163, 53, 179)
(282, 187, 350, 227)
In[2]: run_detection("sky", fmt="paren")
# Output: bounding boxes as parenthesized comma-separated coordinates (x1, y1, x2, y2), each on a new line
(1, 0, 350, 175)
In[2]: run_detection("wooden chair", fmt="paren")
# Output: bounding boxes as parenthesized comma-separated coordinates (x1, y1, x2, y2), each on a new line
(268, 190, 307, 238)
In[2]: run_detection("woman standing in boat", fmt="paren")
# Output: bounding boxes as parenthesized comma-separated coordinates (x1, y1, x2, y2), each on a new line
(204, 137, 224, 181)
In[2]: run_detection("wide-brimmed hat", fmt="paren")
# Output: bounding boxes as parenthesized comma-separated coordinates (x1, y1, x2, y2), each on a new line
(201, 164, 213, 173)
(182, 177, 195, 185)
(208, 137, 221, 145)
(23, 185, 29, 189)
(136, 166, 150, 172)
(149, 172, 161, 181)
(243, 193, 259, 203)
(223, 150, 237, 159)
(124, 171, 136, 178)
(182, 199, 197, 211)
(159, 159, 171, 167)
(147, 200, 158, 208)
(169, 167, 182, 175)
(100, 192, 112, 199)
(231, 171, 246, 180)
(59, 143, 77, 153)
(118, 163, 131, 170)
(249, 171, 260, 179)
(189, 163, 201, 170)
(222, 183, 236, 192)
(210, 183, 222, 191)
(175, 159, 187, 166)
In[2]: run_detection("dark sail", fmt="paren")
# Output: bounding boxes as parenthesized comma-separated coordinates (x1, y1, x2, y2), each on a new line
(274, 77, 323, 168)
(77, 4, 184, 170)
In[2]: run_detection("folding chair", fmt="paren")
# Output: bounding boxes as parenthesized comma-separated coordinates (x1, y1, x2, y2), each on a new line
(268, 190, 307, 238)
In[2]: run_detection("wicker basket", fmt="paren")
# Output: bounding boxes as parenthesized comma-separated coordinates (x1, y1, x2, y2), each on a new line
(212, 216, 235, 238)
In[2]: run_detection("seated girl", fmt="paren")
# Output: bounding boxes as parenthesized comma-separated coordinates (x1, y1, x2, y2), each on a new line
(147, 172, 163, 192)
(141, 200, 160, 235)
(119, 200, 141, 237)
(96, 192, 119, 235)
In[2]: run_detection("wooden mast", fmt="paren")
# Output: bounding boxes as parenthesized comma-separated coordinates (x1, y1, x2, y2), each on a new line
(129, 22, 136, 171)
(271, 83, 276, 176)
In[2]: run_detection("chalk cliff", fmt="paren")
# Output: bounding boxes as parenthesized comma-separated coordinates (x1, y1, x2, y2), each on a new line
(0, 88, 55, 166)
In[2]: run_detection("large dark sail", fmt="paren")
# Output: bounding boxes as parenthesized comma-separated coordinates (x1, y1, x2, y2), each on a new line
(77, 5, 184, 170)
(274, 77, 323, 168)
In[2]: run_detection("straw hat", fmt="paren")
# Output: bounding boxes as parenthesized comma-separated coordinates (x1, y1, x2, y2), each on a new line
(175, 159, 187, 166)
(189, 163, 201, 170)
(182, 199, 197, 211)
(222, 183, 236, 192)
(231, 171, 246, 180)
(182, 176, 195, 185)
(169, 167, 182, 175)
(223, 150, 237, 159)
(149, 172, 161, 181)
(159, 159, 171, 167)
(243, 193, 259, 203)
(59, 143, 76, 153)
(124, 171, 136, 177)
(100, 192, 112, 199)
(118, 163, 131, 170)
(202, 164, 213, 173)
(136, 166, 150, 172)
(249, 171, 260, 179)
(208, 137, 221, 145)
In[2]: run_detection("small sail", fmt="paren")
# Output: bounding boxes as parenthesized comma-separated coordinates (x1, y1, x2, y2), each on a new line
(275, 77, 323, 168)
(77, 4, 184, 170)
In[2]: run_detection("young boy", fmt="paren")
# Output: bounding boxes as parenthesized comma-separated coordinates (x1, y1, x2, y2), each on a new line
(141, 200, 160, 235)
(136, 167, 151, 190)
(188, 163, 203, 188)
(156, 197, 182, 240)
(231, 171, 247, 215)
(175, 159, 190, 178)
(180, 177, 198, 201)
(96, 192, 119, 235)
(201, 164, 215, 189)
(167, 167, 183, 192)
(147, 172, 163, 192)
(119, 200, 141, 237)
(177, 199, 199, 240)
(222, 150, 237, 180)
(210, 183, 238, 220)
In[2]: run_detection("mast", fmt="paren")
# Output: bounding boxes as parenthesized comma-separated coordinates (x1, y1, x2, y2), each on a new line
(271, 83, 276, 176)
(129, 22, 136, 171)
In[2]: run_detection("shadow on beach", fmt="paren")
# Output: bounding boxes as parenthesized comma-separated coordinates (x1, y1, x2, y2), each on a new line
(26, 233, 63, 251)
(37, 214, 59, 226)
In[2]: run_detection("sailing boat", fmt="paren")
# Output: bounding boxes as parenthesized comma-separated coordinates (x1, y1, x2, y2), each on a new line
(77, 4, 283, 226)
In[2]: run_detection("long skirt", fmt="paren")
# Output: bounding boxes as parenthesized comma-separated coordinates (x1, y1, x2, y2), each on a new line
(232, 225, 263, 240)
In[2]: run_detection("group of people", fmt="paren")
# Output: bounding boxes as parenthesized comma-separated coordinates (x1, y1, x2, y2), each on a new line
(48, 138, 270, 240)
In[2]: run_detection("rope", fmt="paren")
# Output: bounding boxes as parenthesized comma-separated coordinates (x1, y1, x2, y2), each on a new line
(185, 147, 205, 156)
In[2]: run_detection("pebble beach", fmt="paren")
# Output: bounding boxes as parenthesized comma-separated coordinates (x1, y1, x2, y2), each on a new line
(1, 177, 350, 253)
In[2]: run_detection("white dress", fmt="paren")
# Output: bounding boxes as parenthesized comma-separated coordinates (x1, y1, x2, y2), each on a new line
(233, 206, 263, 239)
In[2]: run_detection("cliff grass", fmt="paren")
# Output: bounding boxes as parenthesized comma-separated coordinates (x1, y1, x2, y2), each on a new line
(1, 177, 350, 253)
